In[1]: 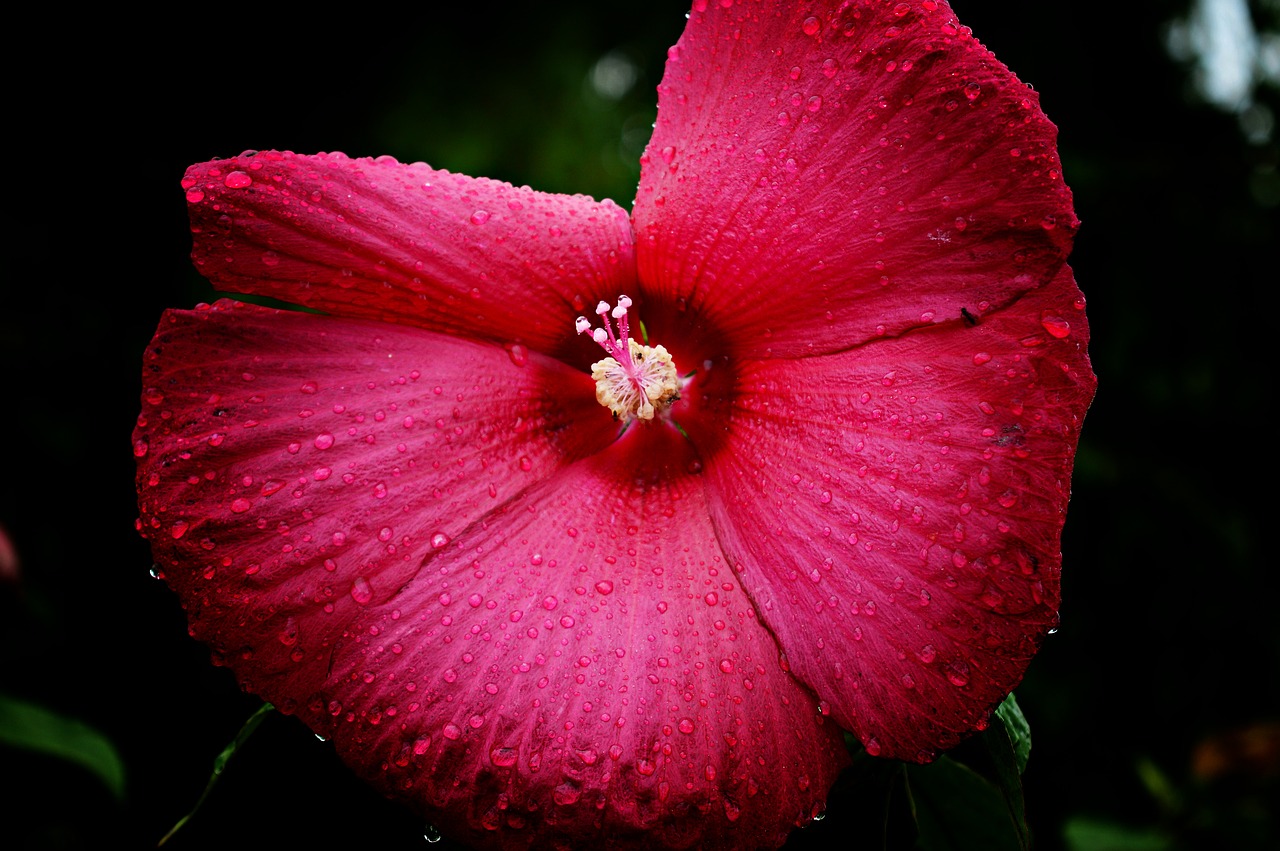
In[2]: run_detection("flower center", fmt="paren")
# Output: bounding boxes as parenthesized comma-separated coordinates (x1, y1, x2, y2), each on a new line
(576, 296, 680, 422)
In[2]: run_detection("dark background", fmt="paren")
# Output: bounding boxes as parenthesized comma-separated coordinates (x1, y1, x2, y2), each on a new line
(4, 1, 1276, 849)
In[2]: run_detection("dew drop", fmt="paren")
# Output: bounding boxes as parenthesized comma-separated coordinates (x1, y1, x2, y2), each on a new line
(223, 171, 252, 189)
(506, 344, 529, 366)
(350, 576, 373, 604)
(1039, 311, 1071, 338)
(490, 746, 518, 767)
(554, 782, 582, 806)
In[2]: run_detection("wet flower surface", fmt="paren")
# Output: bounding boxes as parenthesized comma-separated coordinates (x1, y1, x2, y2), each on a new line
(135, 1, 1095, 848)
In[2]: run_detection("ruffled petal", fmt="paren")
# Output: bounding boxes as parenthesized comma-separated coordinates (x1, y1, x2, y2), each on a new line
(184, 151, 636, 354)
(698, 267, 1094, 761)
(634, 0, 1076, 358)
(141, 385, 848, 848)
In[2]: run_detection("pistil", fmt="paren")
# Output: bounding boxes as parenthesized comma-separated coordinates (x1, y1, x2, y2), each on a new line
(576, 296, 680, 422)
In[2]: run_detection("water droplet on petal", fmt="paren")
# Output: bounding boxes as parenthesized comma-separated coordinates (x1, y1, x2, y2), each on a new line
(490, 746, 518, 767)
(351, 576, 373, 604)
(554, 781, 582, 805)
(223, 171, 252, 189)
(1040, 311, 1071, 338)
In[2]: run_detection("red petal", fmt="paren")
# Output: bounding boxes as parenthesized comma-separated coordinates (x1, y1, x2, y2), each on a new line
(634, 0, 1076, 358)
(136, 300, 611, 674)
(699, 267, 1094, 761)
(140, 380, 848, 848)
(184, 151, 636, 353)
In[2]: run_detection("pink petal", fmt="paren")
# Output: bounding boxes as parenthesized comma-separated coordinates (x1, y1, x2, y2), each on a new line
(140, 373, 848, 848)
(136, 299, 612, 684)
(696, 266, 1094, 761)
(183, 151, 636, 353)
(634, 0, 1076, 358)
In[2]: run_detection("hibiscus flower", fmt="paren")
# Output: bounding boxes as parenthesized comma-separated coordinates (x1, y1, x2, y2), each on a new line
(134, 1, 1095, 848)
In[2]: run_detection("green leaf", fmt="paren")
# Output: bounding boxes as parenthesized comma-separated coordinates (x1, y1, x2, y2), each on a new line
(1062, 816, 1174, 851)
(907, 756, 1027, 851)
(994, 693, 1031, 775)
(158, 702, 274, 847)
(982, 696, 1032, 849)
(0, 692, 126, 800)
